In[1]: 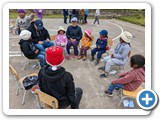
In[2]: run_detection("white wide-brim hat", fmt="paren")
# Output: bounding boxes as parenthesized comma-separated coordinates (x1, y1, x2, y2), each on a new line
(58, 26, 65, 32)
(120, 31, 133, 43)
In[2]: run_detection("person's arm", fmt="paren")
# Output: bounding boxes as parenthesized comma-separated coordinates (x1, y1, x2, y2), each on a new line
(66, 73, 77, 109)
(112, 72, 135, 85)
(21, 43, 36, 56)
(27, 13, 35, 21)
(75, 27, 83, 41)
(113, 45, 130, 59)
(55, 35, 61, 46)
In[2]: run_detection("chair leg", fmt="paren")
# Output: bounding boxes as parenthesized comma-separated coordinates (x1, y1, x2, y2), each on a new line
(22, 90, 27, 105)
(35, 93, 43, 109)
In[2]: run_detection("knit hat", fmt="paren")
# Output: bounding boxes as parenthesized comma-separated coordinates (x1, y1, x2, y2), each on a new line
(18, 9, 26, 14)
(120, 31, 133, 43)
(46, 46, 65, 71)
(99, 30, 108, 36)
(58, 26, 65, 33)
(19, 30, 31, 40)
(35, 19, 43, 30)
(84, 29, 92, 38)
(71, 17, 78, 22)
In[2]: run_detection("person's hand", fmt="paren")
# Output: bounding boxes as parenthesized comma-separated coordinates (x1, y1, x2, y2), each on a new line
(70, 38, 73, 41)
(111, 54, 114, 58)
(35, 49, 39, 54)
(61, 43, 65, 47)
(38, 41, 43, 44)
(46, 38, 50, 42)
(98, 46, 100, 49)
(112, 80, 116, 84)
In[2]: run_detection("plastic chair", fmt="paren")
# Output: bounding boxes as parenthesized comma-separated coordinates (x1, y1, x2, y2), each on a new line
(9, 64, 38, 105)
(34, 89, 59, 109)
(117, 85, 143, 107)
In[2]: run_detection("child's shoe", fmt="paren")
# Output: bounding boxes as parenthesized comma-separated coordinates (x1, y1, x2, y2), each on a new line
(78, 56, 83, 60)
(94, 59, 100, 65)
(73, 55, 78, 58)
(67, 55, 71, 60)
(100, 73, 107, 78)
(98, 66, 105, 71)
(105, 90, 113, 97)
(83, 56, 86, 61)
(90, 56, 94, 61)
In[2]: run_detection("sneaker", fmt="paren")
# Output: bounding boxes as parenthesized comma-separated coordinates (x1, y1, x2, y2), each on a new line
(73, 55, 78, 58)
(94, 59, 100, 66)
(67, 55, 71, 60)
(105, 90, 113, 97)
(83, 56, 86, 61)
(100, 73, 107, 78)
(90, 56, 94, 61)
(98, 66, 105, 71)
(115, 87, 120, 90)
(78, 56, 83, 60)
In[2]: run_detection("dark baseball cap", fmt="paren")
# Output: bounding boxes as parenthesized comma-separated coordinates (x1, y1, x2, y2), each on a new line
(35, 20, 43, 30)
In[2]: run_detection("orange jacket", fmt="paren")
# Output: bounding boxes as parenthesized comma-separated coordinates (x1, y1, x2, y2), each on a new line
(81, 36, 93, 47)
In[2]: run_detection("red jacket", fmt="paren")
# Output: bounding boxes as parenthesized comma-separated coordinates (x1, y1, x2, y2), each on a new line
(112, 67, 145, 91)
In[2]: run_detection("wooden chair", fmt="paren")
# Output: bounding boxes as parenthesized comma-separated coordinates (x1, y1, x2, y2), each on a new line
(50, 35, 56, 41)
(106, 38, 113, 55)
(117, 85, 143, 107)
(9, 64, 38, 105)
(34, 89, 59, 109)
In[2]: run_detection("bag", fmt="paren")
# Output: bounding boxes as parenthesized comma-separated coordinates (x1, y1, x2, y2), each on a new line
(23, 75, 38, 90)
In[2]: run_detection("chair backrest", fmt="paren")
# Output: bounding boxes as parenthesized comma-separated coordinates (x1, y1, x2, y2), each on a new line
(123, 85, 143, 98)
(106, 38, 113, 50)
(50, 35, 56, 41)
(34, 89, 59, 109)
(9, 64, 19, 81)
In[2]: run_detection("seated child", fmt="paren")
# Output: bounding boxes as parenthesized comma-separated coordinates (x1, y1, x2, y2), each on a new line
(78, 29, 93, 61)
(19, 30, 46, 68)
(91, 30, 108, 65)
(14, 9, 35, 35)
(55, 26, 68, 58)
(105, 54, 145, 96)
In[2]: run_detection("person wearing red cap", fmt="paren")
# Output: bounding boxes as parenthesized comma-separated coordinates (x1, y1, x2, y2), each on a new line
(14, 9, 35, 35)
(38, 46, 83, 109)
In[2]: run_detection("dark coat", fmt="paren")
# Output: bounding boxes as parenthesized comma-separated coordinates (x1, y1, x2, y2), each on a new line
(66, 25, 82, 41)
(19, 39, 38, 59)
(38, 66, 77, 108)
(27, 22, 50, 44)
(96, 38, 108, 50)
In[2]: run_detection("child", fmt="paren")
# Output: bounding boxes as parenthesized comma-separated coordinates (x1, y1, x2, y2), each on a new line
(18, 30, 46, 68)
(78, 29, 93, 61)
(91, 30, 108, 65)
(38, 46, 83, 109)
(92, 9, 100, 26)
(14, 9, 35, 35)
(34, 9, 44, 20)
(105, 54, 145, 96)
(55, 26, 68, 58)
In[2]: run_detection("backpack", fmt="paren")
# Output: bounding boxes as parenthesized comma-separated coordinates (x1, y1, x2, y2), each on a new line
(23, 75, 38, 90)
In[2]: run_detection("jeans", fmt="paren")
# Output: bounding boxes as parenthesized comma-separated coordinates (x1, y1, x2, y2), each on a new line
(93, 16, 100, 25)
(67, 40, 79, 56)
(91, 48, 106, 59)
(64, 15, 68, 24)
(33, 51, 46, 67)
(84, 14, 88, 23)
(35, 40, 54, 52)
(107, 83, 124, 93)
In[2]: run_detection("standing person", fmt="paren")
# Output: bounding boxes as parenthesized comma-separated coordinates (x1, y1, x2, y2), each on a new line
(78, 29, 93, 61)
(79, 9, 85, 24)
(38, 46, 83, 109)
(19, 30, 46, 67)
(14, 9, 35, 35)
(104, 54, 145, 96)
(92, 9, 100, 26)
(66, 17, 83, 59)
(27, 19, 54, 52)
(99, 31, 132, 78)
(68, 9, 73, 23)
(63, 9, 68, 24)
(91, 30, 108, 65)
(84, 9, 89, 24)
(55, 26, 68, 58)
(34, 9, 44, 20)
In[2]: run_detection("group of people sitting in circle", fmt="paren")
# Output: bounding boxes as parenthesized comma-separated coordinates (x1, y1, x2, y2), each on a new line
(15, 9, 145, 108)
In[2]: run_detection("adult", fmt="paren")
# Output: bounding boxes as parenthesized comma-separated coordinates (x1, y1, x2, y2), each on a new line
(27, 19, 54, 52)
(38, 46, 83, 109)
(92, 9, 100, 26)
(66, 17, 83, 59)
(99, 31, 133, 78)
(68, 9, 73, 23)
(63, 9, 68, 24)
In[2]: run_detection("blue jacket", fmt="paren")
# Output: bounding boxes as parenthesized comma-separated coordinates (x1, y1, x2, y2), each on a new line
(66, 25, 83, 41)
(96, 38, 108, 51)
